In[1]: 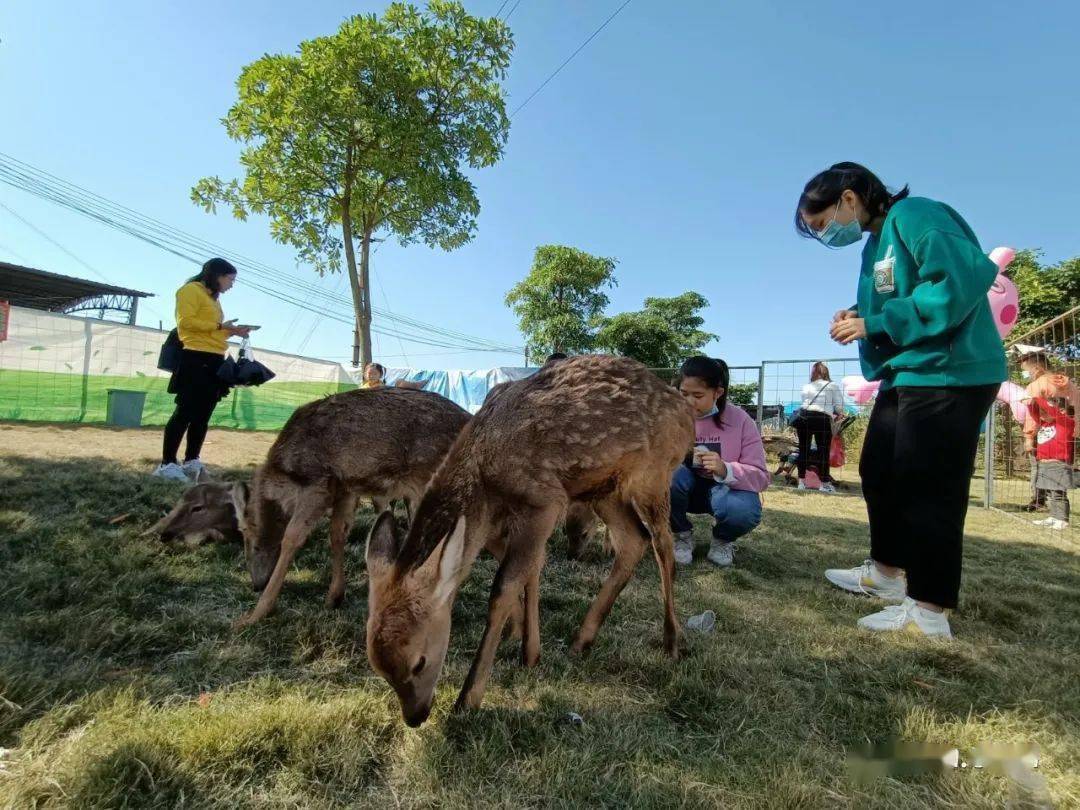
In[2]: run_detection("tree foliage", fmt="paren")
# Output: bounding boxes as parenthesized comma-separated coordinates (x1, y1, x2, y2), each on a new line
(191, 1, 513, 365)
(595, 292, 716, 368)
(1008, 249, 1080, 336)
(504, 245, 617, 359)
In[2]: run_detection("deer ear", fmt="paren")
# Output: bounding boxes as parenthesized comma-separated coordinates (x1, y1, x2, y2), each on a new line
(434, 516, 466, 605)
(366, 510, 400, 574)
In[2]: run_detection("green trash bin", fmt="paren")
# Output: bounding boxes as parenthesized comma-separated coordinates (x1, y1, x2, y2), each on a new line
(106, 389, 147, 427)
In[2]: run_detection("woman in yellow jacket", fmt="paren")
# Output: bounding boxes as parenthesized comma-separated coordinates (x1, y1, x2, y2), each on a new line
(154, 258, 250, 481)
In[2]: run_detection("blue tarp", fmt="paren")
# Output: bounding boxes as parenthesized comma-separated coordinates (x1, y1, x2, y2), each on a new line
(381, 367, 537, 414)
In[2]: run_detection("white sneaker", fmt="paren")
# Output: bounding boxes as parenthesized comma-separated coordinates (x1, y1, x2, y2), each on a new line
(857, 597, 953, 639)
(819, 482, 837, 494)
(1032, 517, 1053, 526)
(1043, 518, 1068, 531)
(673, 532, 694, 565)
(797, 480, 807, 490)
(182, 459, 209, 482)
(153, 463, 190, 482)
(707, 540, 735, 568)
(824, 559, 905, 602)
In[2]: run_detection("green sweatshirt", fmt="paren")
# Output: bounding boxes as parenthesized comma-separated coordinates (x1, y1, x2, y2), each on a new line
(855, 197, 1006, 389)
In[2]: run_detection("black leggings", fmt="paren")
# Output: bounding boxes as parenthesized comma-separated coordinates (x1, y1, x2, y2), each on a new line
(163, 350, 226, 465)
(859, 384, 998, 609)
(795, 410, 833, 482)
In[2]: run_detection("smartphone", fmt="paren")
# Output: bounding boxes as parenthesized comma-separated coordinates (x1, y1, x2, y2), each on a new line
(690, 442, 722, 468)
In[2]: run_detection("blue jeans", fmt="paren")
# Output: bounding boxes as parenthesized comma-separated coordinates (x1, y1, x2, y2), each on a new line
(669, 465, 762, 542)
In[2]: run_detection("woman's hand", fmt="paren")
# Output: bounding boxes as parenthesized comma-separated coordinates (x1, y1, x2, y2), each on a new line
(221, 319, 251, 338)
(830, 317, 867, 345)
(699, 451, 727, 479)
(832, 309, 857, 324)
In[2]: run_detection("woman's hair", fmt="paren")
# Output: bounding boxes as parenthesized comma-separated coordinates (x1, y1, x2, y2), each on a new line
(188, 257, 237, 299)
(810, 361, 831, 382)
(366, 362, 386, 379)
(794, 162, 910, 238)
(677, 355, 730, 426)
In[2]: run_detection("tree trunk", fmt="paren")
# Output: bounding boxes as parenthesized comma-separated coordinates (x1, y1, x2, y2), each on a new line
(359, 230, 373, 368)
(341, 200, 371, 368)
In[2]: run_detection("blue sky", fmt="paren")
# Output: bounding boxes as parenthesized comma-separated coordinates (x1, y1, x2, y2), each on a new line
(2, 0, 1077, 370)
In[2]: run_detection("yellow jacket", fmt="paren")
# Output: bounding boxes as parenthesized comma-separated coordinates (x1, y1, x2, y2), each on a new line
(176, 281, 228, 354)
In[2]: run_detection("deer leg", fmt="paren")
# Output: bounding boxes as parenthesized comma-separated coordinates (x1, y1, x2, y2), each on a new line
(521, 552, 545, 668)
(234, 495, 326, 628)
(456, 506, 559, 711)
(634, 491, 682, 660)
(484, 531, 524, 642)
(570, 497, 648, 656)
(564, 502, 594, 560)
(326, 492, 359, 609)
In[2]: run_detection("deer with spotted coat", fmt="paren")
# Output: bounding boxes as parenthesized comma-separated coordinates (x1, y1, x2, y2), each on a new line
(147, 387, 492, 627)
(365, 354, 694, 726)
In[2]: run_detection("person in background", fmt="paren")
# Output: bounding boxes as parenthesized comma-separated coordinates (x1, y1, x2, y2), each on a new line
(670, 356, 769, 568)
(1020, 349, 1079, 530)
(794, 361, 846, 493)
(545, 352, 569, 364)
(796, 162, 1005, 640)
(155, 258, 249, 482)
(361, 362, 426, 390)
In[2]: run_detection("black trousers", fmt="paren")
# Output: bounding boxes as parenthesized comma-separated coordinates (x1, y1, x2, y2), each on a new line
(795, 410, 834, 482)
(163, 350, 227, 465)
(859, 384, 998, 609)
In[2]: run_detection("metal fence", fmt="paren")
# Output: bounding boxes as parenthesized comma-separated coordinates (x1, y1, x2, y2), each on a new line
(980, 305, 1080, 534)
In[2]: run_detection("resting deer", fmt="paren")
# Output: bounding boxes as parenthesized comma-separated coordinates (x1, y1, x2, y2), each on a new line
(365, 354, 694, 726)
(146, 387, 473, 626)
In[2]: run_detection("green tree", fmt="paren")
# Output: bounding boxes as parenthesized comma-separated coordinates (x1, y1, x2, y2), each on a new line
(727, 382, 758, 407)
(595, 291, 716, 368)
(1008, 249, 1080, 336)
(192, 2, 513, 366)
(505, 245, 617, 360)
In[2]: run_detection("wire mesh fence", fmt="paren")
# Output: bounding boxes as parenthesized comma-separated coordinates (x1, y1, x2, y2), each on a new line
(0, 305, 354, 431)
(979, 305, 1080, 534)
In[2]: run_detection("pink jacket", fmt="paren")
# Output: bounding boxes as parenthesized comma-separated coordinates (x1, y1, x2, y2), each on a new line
(692, 405, 770, 493)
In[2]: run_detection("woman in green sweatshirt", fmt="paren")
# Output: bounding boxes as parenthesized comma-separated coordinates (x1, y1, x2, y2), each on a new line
(795, 162, 1005, 640)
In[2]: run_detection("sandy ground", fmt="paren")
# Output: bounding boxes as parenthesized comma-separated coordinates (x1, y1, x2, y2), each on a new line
(0, 421, 276, 472)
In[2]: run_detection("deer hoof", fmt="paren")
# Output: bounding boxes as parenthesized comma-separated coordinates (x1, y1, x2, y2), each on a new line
(325, 590, 345, 609)
(569, 637, 593, 658)
(232, 613, 257, 630)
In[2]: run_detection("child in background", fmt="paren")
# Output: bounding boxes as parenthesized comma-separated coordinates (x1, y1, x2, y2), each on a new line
(1020, 349, 1079, 530)
(670, 356, 769, 568)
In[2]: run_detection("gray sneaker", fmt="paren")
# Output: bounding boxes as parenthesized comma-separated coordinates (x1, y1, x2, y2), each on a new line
(153, 463, 190, 483)
(707, 539, 735, 568)
(673, 531, 694, 565)
(182, 459, 209, 482)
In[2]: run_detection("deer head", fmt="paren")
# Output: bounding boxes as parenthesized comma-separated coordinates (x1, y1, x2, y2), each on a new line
(146, 482, 246, 544)
(365, 510, 466, 727)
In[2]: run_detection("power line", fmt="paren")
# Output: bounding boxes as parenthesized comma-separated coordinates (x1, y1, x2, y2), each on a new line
(494, 0, 511, 16)
(0, 152, 525, 354)
(510, 0, 634, 118)
(503, 0, 525, 21)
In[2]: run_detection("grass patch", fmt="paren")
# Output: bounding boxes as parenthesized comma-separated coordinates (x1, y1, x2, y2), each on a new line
(1, 427, 1078, 808)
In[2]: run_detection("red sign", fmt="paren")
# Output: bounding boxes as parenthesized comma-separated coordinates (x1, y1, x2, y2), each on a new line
(0, 300, 8, 342)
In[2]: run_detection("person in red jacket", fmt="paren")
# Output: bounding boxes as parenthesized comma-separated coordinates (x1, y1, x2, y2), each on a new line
(1021, 349, 1079, 530)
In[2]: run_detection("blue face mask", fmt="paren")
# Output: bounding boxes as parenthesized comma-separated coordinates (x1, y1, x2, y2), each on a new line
(700, 404, 719, 419)
(815, 201, 863, 248)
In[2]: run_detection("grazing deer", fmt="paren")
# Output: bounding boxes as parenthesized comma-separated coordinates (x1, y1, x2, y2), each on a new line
(366, 355, 694, 726)
(147, 387, 473, 626)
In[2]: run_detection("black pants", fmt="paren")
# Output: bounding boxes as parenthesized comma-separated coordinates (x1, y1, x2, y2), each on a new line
(859, 384, 998, 609)
(163, 350, 226, 465)
(795, 411, 833, 482)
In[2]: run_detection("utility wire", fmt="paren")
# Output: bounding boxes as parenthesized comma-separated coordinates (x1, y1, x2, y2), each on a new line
(510, 0, 633, 118)
(0, 153, 524, 353)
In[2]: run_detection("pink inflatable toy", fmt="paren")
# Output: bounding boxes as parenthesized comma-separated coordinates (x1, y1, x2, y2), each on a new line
(996, 380, 1029, 424)
(987, 246, 1019, 339)
(842, 375, 881, 405)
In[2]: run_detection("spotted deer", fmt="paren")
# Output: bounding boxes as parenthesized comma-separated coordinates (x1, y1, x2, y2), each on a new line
(146, 387, 474, 626)
(365, 355, 694, 726)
